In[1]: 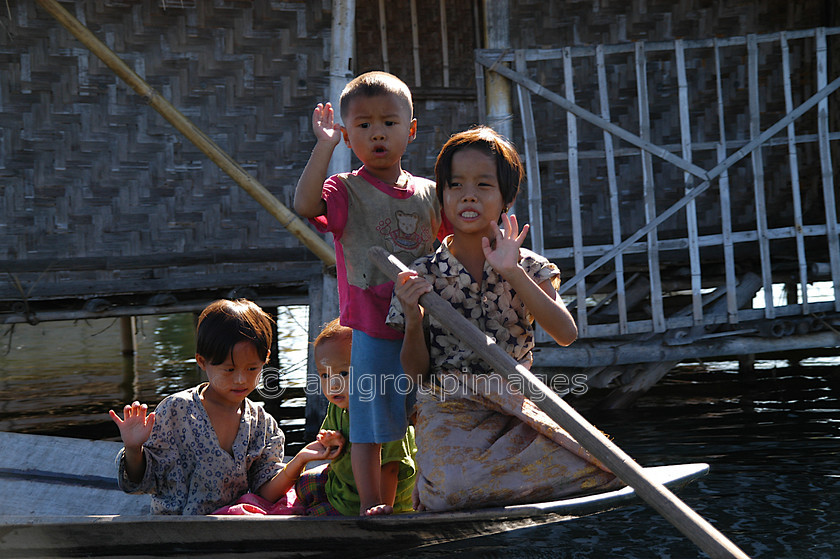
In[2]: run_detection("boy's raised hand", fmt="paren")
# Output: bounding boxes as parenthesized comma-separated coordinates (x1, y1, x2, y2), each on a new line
(109, 402, 155, 450)
(483, 213, 530, 276)
(312, 102, 342, 146)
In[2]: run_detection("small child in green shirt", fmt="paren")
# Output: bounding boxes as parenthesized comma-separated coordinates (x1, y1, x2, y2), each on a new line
(295, 318, 417, 516)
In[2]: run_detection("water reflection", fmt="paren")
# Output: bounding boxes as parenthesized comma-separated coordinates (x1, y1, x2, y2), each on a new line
(0, 306, 309, 438)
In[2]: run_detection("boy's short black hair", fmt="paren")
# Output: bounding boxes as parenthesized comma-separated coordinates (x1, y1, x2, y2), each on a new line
(434, 125, 524, 207)
(195, 299, 273, 366)
(339, 71, 414, 121)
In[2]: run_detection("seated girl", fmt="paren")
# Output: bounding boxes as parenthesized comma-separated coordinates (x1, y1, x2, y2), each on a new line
(109, 298, 342, 514)
(388, 126, 620, 511)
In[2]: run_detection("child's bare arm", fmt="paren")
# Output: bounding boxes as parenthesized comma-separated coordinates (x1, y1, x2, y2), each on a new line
(484, 214, 578, 346)
(109, 402, 155, 483)
(257, 435, 342, 502)
(294, 103, 342, 218)
(394, 271, 432, 385)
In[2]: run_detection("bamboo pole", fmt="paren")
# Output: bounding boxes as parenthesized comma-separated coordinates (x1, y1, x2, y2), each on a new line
(409, 0, 421, 87)
(595, 44, 628, 334)
(563, 46, 588, 336)
(780, 31, 810, 314)
(747, 34, 774, 319)
(635, 42, 665, 333)
(482, 0, 513, 139)
(35, 0, 336, 268)
(369, 246, 751, 559)
(713, 38, 739, 324)
(378, 0, 390, 73)
(513, 51, 543, 256)
(675, 40, 703, 325)
(815, 27, 840, 310)
(439, 0, 450, 87)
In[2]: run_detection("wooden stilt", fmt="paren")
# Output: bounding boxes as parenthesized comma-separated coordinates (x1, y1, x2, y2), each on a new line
(304, 273, 335, 441)
(119, 316, 136, 356)
(262, 305, 283, 421)
(739, 354, 756, 384)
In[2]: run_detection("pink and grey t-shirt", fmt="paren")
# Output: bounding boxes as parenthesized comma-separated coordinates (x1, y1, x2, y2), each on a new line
(309, 166, 442, 340)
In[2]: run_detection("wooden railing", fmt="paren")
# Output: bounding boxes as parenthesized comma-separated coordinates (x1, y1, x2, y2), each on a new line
(476, 28, 840, 361)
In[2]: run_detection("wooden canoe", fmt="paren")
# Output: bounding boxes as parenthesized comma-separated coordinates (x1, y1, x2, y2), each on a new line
(0, 431, 709, 558)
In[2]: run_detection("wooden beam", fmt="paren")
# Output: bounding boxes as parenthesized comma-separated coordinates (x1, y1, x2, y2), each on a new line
(439, 0, 450, 87)
(514, 51, 544, 257)
(675, 40, 703, 325)
(410, 0, 421, 87)
(747, 34, 775, 319)
(635, 42, 665, 333)
(378, 0, 390, 73)
(482, 0, 513, 139)
(534, 330, 840, 368)
(815, 28, 840, 310)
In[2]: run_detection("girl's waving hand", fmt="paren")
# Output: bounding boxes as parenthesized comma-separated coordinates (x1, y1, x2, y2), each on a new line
(482, 213, 530, 276)
(109, 401, 155, 450)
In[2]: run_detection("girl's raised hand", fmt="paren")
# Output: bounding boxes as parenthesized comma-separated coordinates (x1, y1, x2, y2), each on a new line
(482, 213, 530, 275)
(109, 402, 155, 450)
(312, 102, 342, 146)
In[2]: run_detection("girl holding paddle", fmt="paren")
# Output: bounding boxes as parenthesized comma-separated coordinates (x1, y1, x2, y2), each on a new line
(388, 126, 620, 511)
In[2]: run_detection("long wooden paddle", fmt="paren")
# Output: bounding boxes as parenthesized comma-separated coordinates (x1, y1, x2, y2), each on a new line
(369, 246, 750, 559)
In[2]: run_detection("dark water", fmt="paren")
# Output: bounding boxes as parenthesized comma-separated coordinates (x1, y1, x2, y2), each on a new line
(390, 359, 840, 558)
(1, 315, 839, 558)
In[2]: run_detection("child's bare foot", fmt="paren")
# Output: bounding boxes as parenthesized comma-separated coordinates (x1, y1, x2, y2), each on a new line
(362, 504, 393, 516)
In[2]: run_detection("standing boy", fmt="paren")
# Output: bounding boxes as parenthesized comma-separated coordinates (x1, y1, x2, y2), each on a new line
(294, 318, 417, 516)
(294, 72, 441, 515)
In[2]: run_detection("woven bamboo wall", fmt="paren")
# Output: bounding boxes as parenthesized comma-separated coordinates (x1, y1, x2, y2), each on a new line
(354, 0, 480, 176)
(0, 0, 330, 309)
(2, 0, 836, 315)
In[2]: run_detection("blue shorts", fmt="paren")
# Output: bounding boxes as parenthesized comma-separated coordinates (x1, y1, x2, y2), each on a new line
(348, 330, 413, 443)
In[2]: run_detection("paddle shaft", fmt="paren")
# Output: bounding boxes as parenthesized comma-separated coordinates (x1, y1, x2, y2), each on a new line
(35, 0, 336, 268)
(369, 246, 750, 559)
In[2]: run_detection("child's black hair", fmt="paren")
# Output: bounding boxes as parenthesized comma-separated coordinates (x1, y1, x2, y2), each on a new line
(339, 71, 414, 121)
(434, 125, 524, 208)
(195, 299, 273, 366)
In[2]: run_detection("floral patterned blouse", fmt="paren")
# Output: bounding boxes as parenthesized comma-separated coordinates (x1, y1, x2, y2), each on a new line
(116, 384, 285, 515)
(387, 236, 561, 377)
